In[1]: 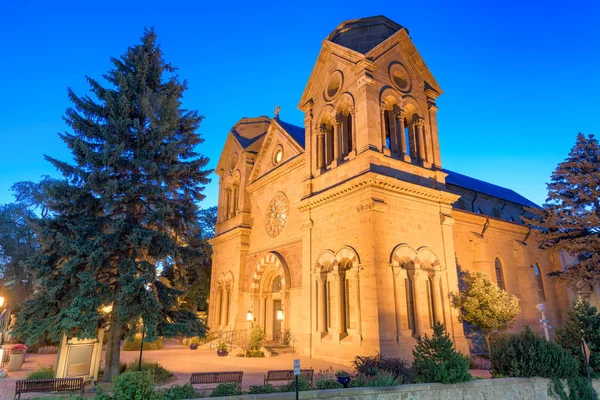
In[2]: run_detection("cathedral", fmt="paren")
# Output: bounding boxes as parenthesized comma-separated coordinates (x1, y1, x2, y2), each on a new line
(208, 16, 570, 363)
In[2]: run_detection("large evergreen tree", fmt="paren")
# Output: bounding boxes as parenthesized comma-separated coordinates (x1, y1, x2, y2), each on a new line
(525, 133, 600, 297)
(556, 301, 600, 377)
(14, 28, 210, 381)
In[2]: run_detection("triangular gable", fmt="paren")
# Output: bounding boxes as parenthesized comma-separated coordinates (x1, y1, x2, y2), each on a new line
(215, 133, 245, 176)
(249, 119, 305, 182)
(299, 23, 442, 108)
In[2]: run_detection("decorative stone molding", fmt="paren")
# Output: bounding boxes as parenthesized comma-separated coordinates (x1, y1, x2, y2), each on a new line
(357, 198, 387, 213)
(395, 109, 406, 120)
(413, 117, 425, 126)
(440, 213, 455, 226)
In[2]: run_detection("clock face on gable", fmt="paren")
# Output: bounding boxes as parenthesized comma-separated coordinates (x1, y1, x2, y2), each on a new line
(265, 192, 288, 238)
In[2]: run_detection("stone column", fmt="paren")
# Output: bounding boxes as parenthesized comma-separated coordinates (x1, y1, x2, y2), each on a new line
(318, 274, 327, 335)
(390, 265, 401, 342)
(350, 107, 357, 156)
(380, 102, 388, 153)
(332, 117, 341, 166)
(395, 110, 409, 161)
(353, 266, 362, 341)
(305, 108, 314, 177)
(431, 273, 445, 324)
(232, 186, 238, 216)
(409, 269, 424, 336)
(414, 117, 426, 164)
(316, 127, 325, 171)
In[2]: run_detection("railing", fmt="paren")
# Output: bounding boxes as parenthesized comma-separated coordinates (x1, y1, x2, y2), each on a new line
(204, 329, 248, 352)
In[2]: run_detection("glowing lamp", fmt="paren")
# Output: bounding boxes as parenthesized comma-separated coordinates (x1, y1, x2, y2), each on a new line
(246, 310, 253, 322)
(276, 309, 284, 321)
(0, 296, 4, 308)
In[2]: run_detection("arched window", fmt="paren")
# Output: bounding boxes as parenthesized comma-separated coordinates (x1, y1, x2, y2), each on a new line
(325, 124, 334, 166)
(404, 118, 411, 157)
(495, 258, 505, 290)
(271, 276, 281, 293)
(533, 264, 546, 301)
(405, 276, 416, 334)
(426, 278, 434, 328)
(342, 112, 353, 157)
(384, 110, 392, 149)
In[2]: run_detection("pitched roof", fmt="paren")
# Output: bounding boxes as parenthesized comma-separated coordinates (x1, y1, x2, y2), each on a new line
(276, 119, 305, 149)
(231, 129, 266, 149)
(443, 169, 539, 209)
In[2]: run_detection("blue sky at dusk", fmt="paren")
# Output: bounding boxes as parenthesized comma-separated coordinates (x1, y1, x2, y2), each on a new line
(1, 0, 599, 208)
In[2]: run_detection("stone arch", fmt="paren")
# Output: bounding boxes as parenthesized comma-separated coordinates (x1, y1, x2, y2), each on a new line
(317, 104, 335, 126)
(390, 243, 418, 266)
(335, 92, 355, 115)
(415, 246, 442, 271)
(334, 245, 360, 269)
(250, 252, 290, 293)
(400, 95, 423, 117)
(315, 249, 336, 273)
(379, 85, 403, 109)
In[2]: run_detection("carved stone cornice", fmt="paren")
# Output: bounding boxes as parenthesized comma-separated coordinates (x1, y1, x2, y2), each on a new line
(357, 198, 387, 213)
(209, 227, 252, 246)
(298, 172, 460, 211)
(453, 209, 529, 235)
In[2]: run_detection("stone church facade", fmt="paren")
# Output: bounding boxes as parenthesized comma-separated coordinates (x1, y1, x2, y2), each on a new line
(208, 16, 570, 364)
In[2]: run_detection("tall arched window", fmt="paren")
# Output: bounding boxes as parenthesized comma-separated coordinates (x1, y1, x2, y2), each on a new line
(342, 112, 353, 157)
(384, 110, 392, 149)
(404, 118, 411, 157)
(325, 124, 334, 166)
(495, 258, 506, 290)
(533, 264, 546, 301)
(405, 277, 416, 334)
(426, 278, 434, 328)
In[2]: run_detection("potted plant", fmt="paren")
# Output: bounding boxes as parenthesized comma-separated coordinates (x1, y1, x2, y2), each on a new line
(216, 342, 228, 357)
(189, 337, 200, 350)
(335, 370, 351, 388)
(7, 344, 27, 372)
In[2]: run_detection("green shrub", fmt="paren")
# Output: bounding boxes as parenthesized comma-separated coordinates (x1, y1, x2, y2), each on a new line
(412, 322, 472, 384)
(122, 336, 164, 351)
(248, 384, 278, 394)
(315, 378, 342, 390)
(352, 353, 412, 383)
(279, 376, 312, 392)
(351, 371, 400, 387)
(113, 371, 155, 400)
(126, 359, 173, 384)
(156, 384, 198, 400)
(209, 383, 244, 397)
(26, 365, 54, 379)
(490, 327, 579, 379)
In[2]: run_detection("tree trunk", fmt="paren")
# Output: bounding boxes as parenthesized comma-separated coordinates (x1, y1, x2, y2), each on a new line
(103, 307, 122, 382)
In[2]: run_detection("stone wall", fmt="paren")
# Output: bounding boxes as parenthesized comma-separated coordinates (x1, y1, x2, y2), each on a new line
(195, 378, 600, 400)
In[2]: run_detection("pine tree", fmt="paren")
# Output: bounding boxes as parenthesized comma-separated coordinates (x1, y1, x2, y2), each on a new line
(412, 322, 472, 384)
(556, 301, 600, 377)
(450, 271, 521, 355)
(14, 28, 210, 381)
(524, 133, 600, 297)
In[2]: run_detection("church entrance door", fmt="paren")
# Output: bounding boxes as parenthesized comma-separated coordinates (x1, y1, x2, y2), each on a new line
(272, 299, 282, 342)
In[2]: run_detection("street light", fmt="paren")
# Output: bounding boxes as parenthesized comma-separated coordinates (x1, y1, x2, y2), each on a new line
(0, 296, 5, 308)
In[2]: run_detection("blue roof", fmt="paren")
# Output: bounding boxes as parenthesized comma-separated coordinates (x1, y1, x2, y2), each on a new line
(443, 169, 539, 209)
(277, 119, 305, 148)
(231, 130, 266, 149)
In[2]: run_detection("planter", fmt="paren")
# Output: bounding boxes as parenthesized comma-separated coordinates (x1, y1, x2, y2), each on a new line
(336, 376, 350, 388)
(216, 349, 228, 357)
(189, 343, 198, 350)
(7, 351, 25, 372)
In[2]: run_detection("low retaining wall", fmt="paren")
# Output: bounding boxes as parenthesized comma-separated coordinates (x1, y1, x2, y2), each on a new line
(197, 378, 600, 400)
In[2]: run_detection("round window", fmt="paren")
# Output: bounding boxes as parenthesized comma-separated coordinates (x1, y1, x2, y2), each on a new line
(229, 153, 238, 171)
(324, 70, 343, 101)
(273, 146, 283, 165)
(389, 62, 411, 92)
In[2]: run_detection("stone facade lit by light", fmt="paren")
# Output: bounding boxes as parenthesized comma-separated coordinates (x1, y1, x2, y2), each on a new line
(208, 16, 570, 364)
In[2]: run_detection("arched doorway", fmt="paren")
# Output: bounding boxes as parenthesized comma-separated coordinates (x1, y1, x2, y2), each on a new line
(250, 252, 291, 342)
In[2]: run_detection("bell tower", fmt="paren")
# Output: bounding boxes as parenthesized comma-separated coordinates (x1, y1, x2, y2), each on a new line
(299, 15, 444, 195)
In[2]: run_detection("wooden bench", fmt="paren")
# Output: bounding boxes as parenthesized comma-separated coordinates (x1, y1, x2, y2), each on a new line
(14, 377, 84, 400)
(190, 371, 243, 389)
(264, 369, 314, 387)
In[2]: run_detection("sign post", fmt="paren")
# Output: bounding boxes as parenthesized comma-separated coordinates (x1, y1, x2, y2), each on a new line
(293, 359, 300, 400)
(581, 337, 596, 400)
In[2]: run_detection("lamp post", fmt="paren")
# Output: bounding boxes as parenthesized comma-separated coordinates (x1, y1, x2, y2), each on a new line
(246, 308, 253, 329)
(536, 303, 551, 342)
